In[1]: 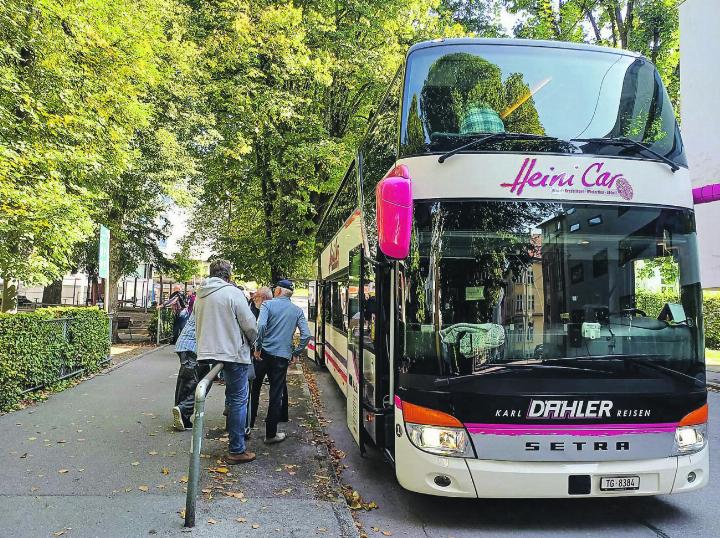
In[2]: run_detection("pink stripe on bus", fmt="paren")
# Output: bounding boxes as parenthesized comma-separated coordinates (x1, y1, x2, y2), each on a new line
(394, 395, 402, 409)
(464, 422, 678, 436)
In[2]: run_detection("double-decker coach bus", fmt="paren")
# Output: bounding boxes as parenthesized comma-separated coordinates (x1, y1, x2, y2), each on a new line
(308, 38, 708, 498)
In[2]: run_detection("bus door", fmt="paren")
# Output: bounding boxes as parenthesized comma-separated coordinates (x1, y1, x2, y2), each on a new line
(346, 248, 362, 446)
(314, 281, 327, 368)
(307, 281, 318, 363)
(350, 247, 392, 453)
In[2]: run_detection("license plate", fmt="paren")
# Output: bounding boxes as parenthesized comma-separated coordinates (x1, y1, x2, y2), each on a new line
(600, 476, 640, 491)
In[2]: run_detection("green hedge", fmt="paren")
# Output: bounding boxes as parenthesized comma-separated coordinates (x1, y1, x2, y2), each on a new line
(704, 297, 720, 350)
(636, 291, 720, 351)
(0, 307, 109, 412)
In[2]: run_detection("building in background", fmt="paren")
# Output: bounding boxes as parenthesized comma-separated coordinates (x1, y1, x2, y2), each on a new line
(680, 0, 720, 289)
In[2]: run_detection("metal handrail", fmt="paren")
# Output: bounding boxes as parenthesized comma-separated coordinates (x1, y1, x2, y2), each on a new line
(184, 362, 224, 528)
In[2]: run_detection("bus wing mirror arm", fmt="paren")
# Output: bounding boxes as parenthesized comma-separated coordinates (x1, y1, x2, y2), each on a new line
(376, 165, 412, 260)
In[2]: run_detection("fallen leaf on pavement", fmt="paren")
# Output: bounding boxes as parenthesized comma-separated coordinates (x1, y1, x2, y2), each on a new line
(52, 531, 65, 537)
(371, 528, 379, 532)
(381, 532, 392, 536)
(209, 467, 229, 474)
(149, 451, 158, 456)
(202, 489, 211, 494)
(251, 524, 260, 529)
(179, 509, 186, 519)
(180, 475, 188, 483)
(138, 485, 149, 492)
(161, 467, 170, 475)
(236, 518, 247, 523)
(208, 519, 216, 525)
(131, 462, 140, 466)
(58, 469, 69, 474)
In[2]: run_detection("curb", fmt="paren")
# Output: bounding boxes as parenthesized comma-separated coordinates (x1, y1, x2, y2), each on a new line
(298, 359, 358, 537)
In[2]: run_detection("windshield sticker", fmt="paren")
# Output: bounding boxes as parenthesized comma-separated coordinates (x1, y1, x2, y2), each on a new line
(500, 157, 634, 200)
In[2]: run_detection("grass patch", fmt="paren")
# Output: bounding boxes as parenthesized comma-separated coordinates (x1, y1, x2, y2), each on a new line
(706, 348, 720, 364)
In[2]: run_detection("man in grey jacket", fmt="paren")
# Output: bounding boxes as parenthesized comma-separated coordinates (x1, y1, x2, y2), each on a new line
(195, 260, 257, 464)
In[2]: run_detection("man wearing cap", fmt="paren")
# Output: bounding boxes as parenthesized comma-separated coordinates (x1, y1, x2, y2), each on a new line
(253, 279, 311, 443)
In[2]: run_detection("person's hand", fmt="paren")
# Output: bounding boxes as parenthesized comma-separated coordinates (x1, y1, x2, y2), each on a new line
(253, 350, 261, 360)
(290, 354, 299, 366)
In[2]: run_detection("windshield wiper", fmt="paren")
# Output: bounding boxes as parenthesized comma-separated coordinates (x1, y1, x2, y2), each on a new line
(438, 132, 560, 163)
(435, 362, 616, 386)
(571, 136, 680, 173)
(543, 354, 700, 383)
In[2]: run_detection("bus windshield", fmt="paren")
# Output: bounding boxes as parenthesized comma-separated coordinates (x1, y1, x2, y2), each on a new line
(399, 201, 703, 378)
(400, 43, 686, 165)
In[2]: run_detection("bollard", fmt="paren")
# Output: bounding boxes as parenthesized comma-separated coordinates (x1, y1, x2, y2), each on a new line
(156, 310, 161, 345)
(184, 362, 224, 528)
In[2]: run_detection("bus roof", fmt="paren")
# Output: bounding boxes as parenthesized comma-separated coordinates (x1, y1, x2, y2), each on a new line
(407, 38, 643, 61)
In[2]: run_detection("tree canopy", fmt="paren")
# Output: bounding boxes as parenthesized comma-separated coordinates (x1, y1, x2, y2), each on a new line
(0, 0, 684, 301)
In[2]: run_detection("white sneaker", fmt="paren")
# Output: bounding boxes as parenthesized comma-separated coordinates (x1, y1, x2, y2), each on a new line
(264, 432, 287, 444)
(172, 406, 185, 432)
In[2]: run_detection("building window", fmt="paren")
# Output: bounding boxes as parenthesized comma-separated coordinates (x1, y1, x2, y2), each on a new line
(528, 294, 535, 312)
(515, 295, 523, 312)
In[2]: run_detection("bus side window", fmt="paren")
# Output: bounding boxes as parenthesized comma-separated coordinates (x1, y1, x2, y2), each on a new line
(359, 66, 403, 255)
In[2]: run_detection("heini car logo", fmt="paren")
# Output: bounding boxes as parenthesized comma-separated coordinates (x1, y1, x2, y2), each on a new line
(527, 399, 613, 419)
(500, 158, 634, 200)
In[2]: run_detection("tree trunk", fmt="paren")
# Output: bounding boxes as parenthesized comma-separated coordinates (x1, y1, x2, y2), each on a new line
(1, 278, 18, 313)
(42, 279, 63, 305)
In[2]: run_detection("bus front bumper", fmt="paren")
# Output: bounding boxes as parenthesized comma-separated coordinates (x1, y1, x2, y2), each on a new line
(396, 433, 708, 498)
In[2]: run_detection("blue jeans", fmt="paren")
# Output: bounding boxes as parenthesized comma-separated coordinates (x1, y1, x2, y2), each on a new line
(223, 362, 250, 454)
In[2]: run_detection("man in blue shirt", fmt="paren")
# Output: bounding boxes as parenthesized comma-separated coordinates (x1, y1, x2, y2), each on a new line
(252, 279, 311, 443)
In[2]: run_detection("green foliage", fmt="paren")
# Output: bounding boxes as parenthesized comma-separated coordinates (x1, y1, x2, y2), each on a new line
(0, 307, 109, 412)
(704, 297, 720, 350)
(1, 0, 209, 306)
(503, 1, 681, 107)
(188, 0, 467, 282)
(636, 291, 720, 352)
(169, 245, 202, 283)
(635, 290, 679, 318)
(147, 307, 173, 343)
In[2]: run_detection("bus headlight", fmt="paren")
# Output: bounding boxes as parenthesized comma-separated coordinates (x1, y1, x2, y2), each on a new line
(405, 423, 471, 457)
(673, 403, 708, 456)
(673, 424, 707, 455)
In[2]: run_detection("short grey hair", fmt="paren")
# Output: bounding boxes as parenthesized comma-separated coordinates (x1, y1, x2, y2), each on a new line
(257, 286, 272, 300)
(277, 286, 293, 298)
(209, 259, 232, 281)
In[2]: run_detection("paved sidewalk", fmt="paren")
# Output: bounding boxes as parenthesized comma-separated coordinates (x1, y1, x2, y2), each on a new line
(0, 347, 354, 537)
(707, 365, 720, 388)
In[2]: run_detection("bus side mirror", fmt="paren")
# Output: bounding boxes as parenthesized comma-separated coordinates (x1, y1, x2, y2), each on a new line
(693, 183, 720, 205)
(376, 165, 412, 260)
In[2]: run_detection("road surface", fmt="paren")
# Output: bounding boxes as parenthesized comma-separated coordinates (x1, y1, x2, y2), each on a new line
(311, 361, 718, 538)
